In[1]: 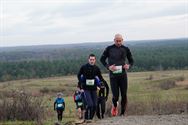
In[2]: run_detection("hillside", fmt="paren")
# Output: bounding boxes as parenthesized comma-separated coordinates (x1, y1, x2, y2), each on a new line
(0, 70, 188, 125)
(0, 38, 187, 62)
(0, 38, 188, 82)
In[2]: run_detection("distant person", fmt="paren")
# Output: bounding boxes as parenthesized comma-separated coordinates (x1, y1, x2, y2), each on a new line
(96, 79, 109, 119)
(77, 54, 103, 123)
(100, 34, 134, 116)
(54, 93, 65, 121)
(73, 89, 85, 120)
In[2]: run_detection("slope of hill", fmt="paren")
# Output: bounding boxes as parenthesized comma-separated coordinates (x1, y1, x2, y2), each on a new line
(0, 70, 188, 125)
(0, 38, 187, 62)
(0, 38, 188, 81)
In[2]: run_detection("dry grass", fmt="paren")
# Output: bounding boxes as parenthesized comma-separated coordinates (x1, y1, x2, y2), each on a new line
(0, 70, 188, 124)
(0, 90, 45, 122)
(105, 94, 188, 116)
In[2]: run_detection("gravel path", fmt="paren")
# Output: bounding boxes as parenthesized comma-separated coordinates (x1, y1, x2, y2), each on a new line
(88, 115, 188, 125)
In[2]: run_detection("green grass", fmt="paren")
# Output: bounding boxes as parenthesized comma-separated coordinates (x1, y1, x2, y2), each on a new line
(0, 70, 188, 124)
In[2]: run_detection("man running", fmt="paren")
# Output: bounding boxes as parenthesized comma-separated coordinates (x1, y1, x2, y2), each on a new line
(100, 34, 134, 116)
(77, 54, 103, 122)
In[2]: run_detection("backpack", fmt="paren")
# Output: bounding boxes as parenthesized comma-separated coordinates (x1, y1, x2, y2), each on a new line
(75, 91, 82, 102)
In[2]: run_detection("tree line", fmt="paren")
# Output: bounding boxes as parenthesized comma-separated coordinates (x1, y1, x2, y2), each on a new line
(0, 38, 188, 82)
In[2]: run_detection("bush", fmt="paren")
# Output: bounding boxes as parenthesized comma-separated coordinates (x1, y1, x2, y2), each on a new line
(159, 80, 176, 90)
(185, 86, 188, 90)
(0, 90, 45, 122)
(146, 74, 153, 80)
(175, 76, 185, 82)
(40, 87, 50, 94)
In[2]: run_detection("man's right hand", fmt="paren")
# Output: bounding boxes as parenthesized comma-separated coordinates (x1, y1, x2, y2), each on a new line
(109, 64, 116, 72)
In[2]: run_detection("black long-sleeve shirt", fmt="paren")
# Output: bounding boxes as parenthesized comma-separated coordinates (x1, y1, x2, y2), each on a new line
(100, 44, 134, 75)
(77, 63, 103, 90)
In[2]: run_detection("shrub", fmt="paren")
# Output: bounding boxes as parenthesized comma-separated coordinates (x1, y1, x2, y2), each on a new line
(40, 87, 50, 94)
(185, 86, 188, 90)
(159, 80, 176, 90)
(175, 76, 185, 82)
(146, 74, 153, 80)
(0, 90, 45, 122)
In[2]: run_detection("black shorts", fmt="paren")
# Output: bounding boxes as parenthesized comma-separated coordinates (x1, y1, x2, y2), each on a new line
(76, 102, 84, 110)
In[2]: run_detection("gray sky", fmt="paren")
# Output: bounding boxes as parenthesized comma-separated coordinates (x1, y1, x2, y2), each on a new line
(0, 0, 188, 47)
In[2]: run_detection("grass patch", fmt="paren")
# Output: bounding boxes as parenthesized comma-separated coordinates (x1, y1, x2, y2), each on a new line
(105, 93, 188, 116)
(0, 70, 188, 124)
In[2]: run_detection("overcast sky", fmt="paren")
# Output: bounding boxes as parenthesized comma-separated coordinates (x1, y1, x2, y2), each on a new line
(0, 0, 188, 47)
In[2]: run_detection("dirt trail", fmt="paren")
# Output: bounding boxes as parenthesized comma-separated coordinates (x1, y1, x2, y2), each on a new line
(88, 115, 188, 125)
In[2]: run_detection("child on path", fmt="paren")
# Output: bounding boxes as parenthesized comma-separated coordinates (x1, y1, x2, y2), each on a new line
(96, 79, 109, 119)
(54, 93, 65, 122)
(73, 89, 85, 120)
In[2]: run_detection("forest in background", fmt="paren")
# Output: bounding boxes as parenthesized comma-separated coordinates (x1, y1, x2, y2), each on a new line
(0, 38, 188, 82)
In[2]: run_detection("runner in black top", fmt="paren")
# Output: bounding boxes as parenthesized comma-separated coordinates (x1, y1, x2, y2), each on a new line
(77, 54, 103, 122)
(100, 34, 134, 116)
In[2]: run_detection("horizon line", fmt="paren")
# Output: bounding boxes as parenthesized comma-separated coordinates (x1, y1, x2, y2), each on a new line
(0, 37, 188, 48)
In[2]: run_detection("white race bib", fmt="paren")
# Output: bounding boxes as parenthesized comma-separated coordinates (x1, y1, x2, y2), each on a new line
(57, 104, 63, 108)
(86, 79, 95, 86)
(113, 66, 122, 74)
(78, 102, 83, 106)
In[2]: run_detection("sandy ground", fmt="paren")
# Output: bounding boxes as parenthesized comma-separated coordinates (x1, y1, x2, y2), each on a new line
(87, 115, 188, 125)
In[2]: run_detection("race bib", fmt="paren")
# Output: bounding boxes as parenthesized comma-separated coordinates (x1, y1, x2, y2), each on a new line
(78, 102, 83, 106)
(113, 66, 122, 74)
(57, 104, 63, 108)
(86, 79, 95, 86)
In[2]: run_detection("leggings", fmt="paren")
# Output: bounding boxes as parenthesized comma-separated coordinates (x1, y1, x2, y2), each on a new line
(57, 109, 63, 121)
(110, 74, 128, 114)
(96, 97, 106, 119)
